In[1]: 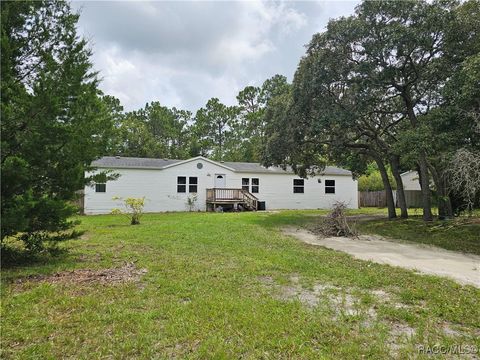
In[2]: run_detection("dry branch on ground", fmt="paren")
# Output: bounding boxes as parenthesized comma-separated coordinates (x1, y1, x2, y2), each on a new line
(313, 202, 358, 237)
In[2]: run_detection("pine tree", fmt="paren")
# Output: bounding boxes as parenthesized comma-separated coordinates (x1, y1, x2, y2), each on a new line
(1, 1, 115, 250)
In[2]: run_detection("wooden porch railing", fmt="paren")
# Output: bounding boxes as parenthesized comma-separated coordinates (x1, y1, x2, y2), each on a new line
(206, 188, 258, 210)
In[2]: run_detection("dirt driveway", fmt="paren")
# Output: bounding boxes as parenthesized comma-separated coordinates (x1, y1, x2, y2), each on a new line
(282, 227, 480, 288)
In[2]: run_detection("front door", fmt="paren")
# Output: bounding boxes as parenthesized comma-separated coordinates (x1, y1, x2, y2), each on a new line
(214, 174, 226, 188)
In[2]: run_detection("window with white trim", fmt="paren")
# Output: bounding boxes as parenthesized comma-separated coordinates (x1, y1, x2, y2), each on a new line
(325, 179, 335, 194)
(242, 178, 249, 191)
(189, 177, 198, 193)
(177, 176, 186, 193)
(293, 179, 304, 193)
(251, 178, 259, 193)
(242, 177, 259, 193)
(178, 176, 198, 193)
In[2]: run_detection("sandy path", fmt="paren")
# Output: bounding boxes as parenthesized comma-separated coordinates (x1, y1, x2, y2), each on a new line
(282, 227, 480, 288)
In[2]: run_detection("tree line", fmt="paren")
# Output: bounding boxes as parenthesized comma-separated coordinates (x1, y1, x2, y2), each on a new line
(2, 0, 479, 258)
(103, 75, 290, 163)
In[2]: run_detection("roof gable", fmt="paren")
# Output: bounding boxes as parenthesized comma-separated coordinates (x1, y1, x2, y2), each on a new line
(160, 156, 236, 172)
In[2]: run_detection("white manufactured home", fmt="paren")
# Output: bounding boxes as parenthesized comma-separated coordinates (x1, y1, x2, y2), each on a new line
(84, 156, 358, 214)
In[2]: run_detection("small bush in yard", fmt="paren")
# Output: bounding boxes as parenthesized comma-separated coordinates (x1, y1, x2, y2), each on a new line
(111, 197, 146, 225)
(186, 194, 198, 212)
(317, 202, 357, 237)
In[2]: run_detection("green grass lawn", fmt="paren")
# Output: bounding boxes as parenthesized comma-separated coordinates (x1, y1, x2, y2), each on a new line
(356, 216, 480, 255)
(2, 211, 479, 359)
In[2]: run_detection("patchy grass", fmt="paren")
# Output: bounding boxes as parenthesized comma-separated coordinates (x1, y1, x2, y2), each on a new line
(357, 216, 480, 255)
(1, 211, 479, 359)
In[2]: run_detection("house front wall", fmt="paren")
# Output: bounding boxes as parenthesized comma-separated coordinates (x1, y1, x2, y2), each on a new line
(84, 159, 358, 214)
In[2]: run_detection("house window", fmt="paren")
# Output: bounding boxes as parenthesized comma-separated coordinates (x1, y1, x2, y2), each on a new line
(178, 176, 198, 193)
(95, 183, 106, 193)
(242, 178, 249, 191)
(189, 177, 198, 193)
(251, 178, 259, 193)
(241, 178, 259, 193)
(293, 179, 304, 193)
(325, 179, 335, 194)
(177, 176, 186, 193)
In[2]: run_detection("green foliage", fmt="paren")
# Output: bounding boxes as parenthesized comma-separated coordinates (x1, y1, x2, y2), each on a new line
(192, 97, 240, 161)
(232, 75, 291, 162)
(1, 1, 115, 249)
(105, 74, 291, 163)
(235, 86, 264, 161)
(143, 103, 192, 159)
(111, 197, 146, 225)
(262, 89, 297, 169)
(358, 164, 396, 191)
(113, 115, 160, 157)
(18, 229, 81, 254)
(110, 102, 192, 159)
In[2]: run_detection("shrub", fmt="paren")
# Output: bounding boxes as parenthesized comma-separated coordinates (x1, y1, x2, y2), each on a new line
(186, 194, 198, 212)
(111, 197, 146, 225)
(358, 169, 396, 191)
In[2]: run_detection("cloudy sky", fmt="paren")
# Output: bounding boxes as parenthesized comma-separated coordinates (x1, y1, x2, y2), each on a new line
(73, 1, 359, 112)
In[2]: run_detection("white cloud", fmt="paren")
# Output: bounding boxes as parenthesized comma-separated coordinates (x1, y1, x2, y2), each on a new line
(74, 0, 359, 111)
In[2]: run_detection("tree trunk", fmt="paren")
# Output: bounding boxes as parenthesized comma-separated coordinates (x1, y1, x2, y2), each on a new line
(374, 157, 397, 219)
(390, 155, 408, 218)
(402, 92, 433, 221)
(418, 153, 434, 221)
(429, 164, 453, 220)
(218, 123, 223, 161)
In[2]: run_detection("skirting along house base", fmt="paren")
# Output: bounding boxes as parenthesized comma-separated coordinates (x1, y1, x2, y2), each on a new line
(84, 156, 358, 214)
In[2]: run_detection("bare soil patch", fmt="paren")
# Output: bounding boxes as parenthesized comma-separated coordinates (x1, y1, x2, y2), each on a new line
(388, 322, 416, 356)
(259, 274, 477, 357)
(260, 275, 383, 318)
(259, 274, 416, 355)
(14, 262, 147, 288)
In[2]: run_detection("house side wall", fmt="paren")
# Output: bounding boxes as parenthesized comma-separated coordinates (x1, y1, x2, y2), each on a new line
(401, 171, 421, 191)
(84, 160, 358, 214)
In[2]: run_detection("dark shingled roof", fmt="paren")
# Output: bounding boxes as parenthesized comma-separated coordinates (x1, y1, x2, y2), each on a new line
(223, 162, 351, 176)
(92, 156, 352, 176)
(92, 156, 181, 169)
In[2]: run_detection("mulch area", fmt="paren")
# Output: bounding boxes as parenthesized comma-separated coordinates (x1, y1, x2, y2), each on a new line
(14, 262, 148, 288)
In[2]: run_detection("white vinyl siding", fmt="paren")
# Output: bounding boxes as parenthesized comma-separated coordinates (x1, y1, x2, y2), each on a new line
(84, 159, 358, 214)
